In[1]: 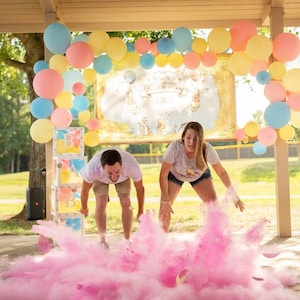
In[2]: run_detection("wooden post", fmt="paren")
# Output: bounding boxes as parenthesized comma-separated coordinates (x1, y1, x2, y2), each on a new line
(270, 6, 292, 237)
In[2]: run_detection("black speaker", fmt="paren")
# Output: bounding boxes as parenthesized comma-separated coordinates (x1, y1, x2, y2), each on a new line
(26, 187, 46, 220)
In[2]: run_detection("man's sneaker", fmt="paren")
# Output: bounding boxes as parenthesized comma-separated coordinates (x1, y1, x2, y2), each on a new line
(100, 241, 110, 250)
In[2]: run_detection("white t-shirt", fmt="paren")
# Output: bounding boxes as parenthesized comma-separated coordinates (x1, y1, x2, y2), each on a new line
(163, 140, 220, 182)
(80, 147, 142, 184)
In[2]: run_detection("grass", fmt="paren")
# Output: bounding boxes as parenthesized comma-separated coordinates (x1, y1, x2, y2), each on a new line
(1, 157, 300, 235)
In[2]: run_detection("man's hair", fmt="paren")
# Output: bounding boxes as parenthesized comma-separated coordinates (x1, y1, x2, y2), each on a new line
(100, 149, 122, 167)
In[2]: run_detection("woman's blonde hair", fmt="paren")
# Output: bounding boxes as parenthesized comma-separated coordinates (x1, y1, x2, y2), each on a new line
(181, 122, 207, 171)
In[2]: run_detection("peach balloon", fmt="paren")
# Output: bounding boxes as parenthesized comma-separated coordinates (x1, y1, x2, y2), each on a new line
(184, 52, 201, 69)
(66, 41, 94, 69)
(87, 117, 101, 130)
(250, 60, 268, 77)
(230, 20, 257, 51)
(33, 69, 64, 99)
(257, 127, 277, 146)
(264, 80, 287, 102)
(135, 37, 151, 54)
(287, 92, 300, 111)
(234, 129, 246, 141)
(201, 51, 217, 67)
(272, 32, 300, 62)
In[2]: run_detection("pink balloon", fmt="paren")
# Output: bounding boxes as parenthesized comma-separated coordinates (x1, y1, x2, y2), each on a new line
(264, 80, 287, 102)
(135, 38, 151, 54)
(230, 20, 257, 51)
(66, 41, 94, 69)
(51, 108, 73, 128)
(257, 127, 277, 146)
(272, 33, 300, 62)
(250, 60, 268, 76)
(184, 52, 201, 69)
(87, 117, 101, 130)
(33, 69, 64, 99)
(287, 92, 300, 111)
(72, 82, 86, 95)
(234, 129, 246, 141)
(201, 51, 217, 67)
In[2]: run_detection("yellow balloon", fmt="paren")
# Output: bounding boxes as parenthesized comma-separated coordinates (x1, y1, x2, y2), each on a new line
(246, 35, 273, 61)
(30, 119, 54, 144)
(84, 131, 100, 147)
(78, 110, 91, 123)
(278, 125, 295, 140)
(228, 51, 253, 76)
(155, 54, 168, 67)
(55, 91, 73, 109)
(124, 52, 140, 68)
(49, 54, 69, 74)
(168, 52, 183, 68)
(191, 38, 207, 54)
(83, 68, 97, 82)
(282, 69, 300, 92)
(88, 30, 110, 55)
(290, 109, 300, 128)
(268, 61, 286, 80)
(106, 37, 127, 61)
(208, 27, 231, 54)
(244, 121, 259, 137)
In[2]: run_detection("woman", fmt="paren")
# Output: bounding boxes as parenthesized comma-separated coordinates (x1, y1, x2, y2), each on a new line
(159, 121, 245, 232)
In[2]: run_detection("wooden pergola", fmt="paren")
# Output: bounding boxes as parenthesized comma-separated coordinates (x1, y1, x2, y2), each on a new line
(0, 0, 297, 237)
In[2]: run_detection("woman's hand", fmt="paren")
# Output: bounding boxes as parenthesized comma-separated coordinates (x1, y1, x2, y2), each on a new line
(235, 199, 245, 212)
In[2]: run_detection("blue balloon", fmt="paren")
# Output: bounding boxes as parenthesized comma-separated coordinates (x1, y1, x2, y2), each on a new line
(256, 71, 270, 85)
(93, 55, 112, 74)
(264, 102, 291, 129)
(126, 42, 135, 52)
(33, 60, 49, 74)
(140, 54, 155, 69)
(72, 33, 88, 43)
(31, 97, 54, 118)
(157, 37, 175, 54)
(253, 141, 267, 155)
(43, 23, 71, 54)
(70, 107, 79, 120)
(172, 27, 192, 52)
(73, 95, 89, 112)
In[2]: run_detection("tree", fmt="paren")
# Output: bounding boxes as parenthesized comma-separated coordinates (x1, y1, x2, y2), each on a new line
(1, 33, 45, 218)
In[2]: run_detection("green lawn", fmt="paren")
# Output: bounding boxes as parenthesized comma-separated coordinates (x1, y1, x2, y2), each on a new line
(1, 157, 300, 235)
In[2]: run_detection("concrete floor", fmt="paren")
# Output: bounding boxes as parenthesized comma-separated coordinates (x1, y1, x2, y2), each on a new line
(1, 232, 300, 295)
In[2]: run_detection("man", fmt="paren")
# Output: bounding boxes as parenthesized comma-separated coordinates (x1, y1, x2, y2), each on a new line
(80, 148, 145, 248)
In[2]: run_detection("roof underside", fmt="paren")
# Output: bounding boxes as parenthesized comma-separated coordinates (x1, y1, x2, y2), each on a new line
(0, 0, 300, 33)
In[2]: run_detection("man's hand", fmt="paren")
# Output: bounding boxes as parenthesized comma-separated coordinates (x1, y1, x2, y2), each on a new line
(80, 207, 89, 216)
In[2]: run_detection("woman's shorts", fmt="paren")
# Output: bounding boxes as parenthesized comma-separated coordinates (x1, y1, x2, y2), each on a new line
(168, 168, 212, 187)
(93, 178, 131, 197)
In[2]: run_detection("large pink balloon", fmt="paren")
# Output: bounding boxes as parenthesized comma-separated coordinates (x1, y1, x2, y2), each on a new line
(33, 69, 64, 99)
(184, 52, 201, 69)
(66, 41, 94, 69)
(51, 108, 73, 128)
(230, 20, 257, 51)
(272, 33, 300, 62)
(264, 80, 286, 102)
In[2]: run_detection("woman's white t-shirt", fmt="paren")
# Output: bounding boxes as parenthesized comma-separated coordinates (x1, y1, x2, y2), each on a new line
(163, 140, 220, 182)
(80, 148, 142, 184)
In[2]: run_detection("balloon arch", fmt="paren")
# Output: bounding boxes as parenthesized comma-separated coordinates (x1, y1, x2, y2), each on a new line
(30, 20, 300, 154)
